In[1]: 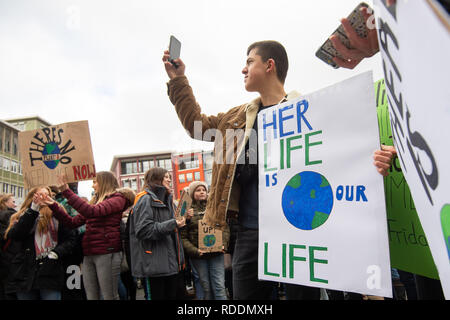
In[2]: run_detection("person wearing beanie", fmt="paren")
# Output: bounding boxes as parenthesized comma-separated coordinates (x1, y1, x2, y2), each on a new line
(180, 181, 230, 300)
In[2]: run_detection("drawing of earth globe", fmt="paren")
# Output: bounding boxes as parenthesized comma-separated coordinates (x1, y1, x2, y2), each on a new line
(281, 171, 333, 230)
(42, 142, 60, 169)
(203, 235, 216, 247)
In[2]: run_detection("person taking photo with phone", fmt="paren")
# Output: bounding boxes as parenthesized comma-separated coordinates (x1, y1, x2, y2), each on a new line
(163, 40, 323, 300)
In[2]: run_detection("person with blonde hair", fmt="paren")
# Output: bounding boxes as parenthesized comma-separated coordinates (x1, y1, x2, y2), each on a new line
(41, 171, 135, 300)
(4, 187, 77, 300)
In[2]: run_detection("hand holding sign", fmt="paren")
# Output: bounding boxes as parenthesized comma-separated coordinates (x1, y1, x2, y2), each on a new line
(373, 145, 397, 177)
(176, 217, 186, 228)
(186, 208, 194, 220)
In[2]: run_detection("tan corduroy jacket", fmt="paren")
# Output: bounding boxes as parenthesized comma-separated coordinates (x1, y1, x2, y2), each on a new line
(167, 75, 300, 230)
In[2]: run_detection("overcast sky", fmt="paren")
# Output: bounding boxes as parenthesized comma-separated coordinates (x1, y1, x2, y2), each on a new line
(0, 0, 383, 198)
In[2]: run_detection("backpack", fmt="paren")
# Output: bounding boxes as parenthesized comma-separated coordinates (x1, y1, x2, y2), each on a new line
(122, 190, 150, 272)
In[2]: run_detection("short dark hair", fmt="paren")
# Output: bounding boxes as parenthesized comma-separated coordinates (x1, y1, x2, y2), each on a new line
(247, 40, 289, 84)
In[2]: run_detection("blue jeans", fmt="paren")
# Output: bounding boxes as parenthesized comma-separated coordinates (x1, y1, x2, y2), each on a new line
(17, 289, 61, 300)
(190, 259, 204, 300)
(191, 254, 227, 300)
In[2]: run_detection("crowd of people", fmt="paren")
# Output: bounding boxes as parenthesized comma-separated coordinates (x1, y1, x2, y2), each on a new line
(0, 166, 445, 301)
(0, 1, 447, 301)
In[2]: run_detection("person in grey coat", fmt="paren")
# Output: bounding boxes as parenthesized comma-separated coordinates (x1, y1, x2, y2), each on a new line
(129, 167, 186, 300)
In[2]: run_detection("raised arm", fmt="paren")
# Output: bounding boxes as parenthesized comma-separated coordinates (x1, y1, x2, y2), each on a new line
(162, 50, 223, 140)
(62, 189, 127, 219)
(48, 201, 86, 229)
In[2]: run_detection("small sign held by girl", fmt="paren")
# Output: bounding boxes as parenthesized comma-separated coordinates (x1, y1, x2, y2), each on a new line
(198, 220, 223, 253)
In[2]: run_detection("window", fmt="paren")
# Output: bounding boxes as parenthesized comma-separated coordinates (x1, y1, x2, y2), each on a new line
(16, 122, 25, 131)
(121, 161, 138, 175)
(140, 177, 145, 189)
(140, 160, 154, 173)
(203, 151, 214, 170)
(10, 185, 16, 197)
(157, 158, 172, 170)
(194, 171, 201, 181)
(0, 127, 3, 151)
(11, 161, 17, 173)
(186, 173, 193, 182)
(178, 154, 199, 170)
(178, 174, 185, 184)
(4, 129, 10, 153)
(3, 159, 10, 171)
(13, 133, 18, 156)
(131, 178, 137, 191)
(122, 179, 131, 188)
(2, 183, 8, 193)
(204, 170, 212, 187)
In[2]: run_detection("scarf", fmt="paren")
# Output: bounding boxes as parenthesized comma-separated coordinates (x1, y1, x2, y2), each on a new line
(34, 215, 59, 260)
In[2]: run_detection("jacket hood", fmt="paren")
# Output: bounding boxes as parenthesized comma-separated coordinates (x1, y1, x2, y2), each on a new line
(116, 187, 136, 207)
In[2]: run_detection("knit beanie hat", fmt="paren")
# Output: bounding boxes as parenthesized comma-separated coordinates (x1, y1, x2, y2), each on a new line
(188, 181, 208, 200)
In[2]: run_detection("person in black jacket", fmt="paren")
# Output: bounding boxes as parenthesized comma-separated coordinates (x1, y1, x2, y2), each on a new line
(4, 186, 77, 300)
(0, 193, 17, 299)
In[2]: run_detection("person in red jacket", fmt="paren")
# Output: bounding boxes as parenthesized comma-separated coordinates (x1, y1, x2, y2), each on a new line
(39, 171, 135, 300)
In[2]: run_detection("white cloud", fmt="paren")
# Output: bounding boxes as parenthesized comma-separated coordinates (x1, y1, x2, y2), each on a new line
(0, 0, 381, 198)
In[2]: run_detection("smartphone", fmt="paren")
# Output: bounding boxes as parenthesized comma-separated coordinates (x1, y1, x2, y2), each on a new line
(315, 2, 371, 68)
(169, 35, 181, 67)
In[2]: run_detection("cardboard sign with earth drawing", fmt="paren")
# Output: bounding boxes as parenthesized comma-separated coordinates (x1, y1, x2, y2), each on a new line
(198, 219, 223, 253)
(18, 120, 96, 189)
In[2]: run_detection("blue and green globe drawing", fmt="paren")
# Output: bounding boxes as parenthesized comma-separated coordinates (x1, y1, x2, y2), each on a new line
(281, 171, 333, 230)
(203, 235, 216, 247)
(42, 142, 61, 169)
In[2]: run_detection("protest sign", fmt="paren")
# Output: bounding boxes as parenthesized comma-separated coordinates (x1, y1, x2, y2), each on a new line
(374, 0, 450, 298)
(258, 71, 392, 297)
(375, 79, 438, 279)
(175, 189, 192, 220)
(198, 220, 223, 253)
(19, 120, 96, 189)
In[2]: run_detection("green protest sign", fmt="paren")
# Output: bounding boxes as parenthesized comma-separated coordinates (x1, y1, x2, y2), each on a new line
(375, 79, 438, 279)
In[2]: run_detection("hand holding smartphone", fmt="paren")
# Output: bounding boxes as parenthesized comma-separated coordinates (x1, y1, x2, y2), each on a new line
(315, 2, 374, 69)
(169, 35, 181, 68)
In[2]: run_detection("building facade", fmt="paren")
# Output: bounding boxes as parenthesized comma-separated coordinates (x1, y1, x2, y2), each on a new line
(0, 120, 25, 205)
(1, 116, 52, 206)
(6, 116, 52, 131)
(110, 149, 214, 200)
(110, 151, 174, 195)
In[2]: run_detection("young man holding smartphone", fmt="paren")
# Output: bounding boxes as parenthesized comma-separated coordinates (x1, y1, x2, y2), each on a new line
(163, 41, 321, 300)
